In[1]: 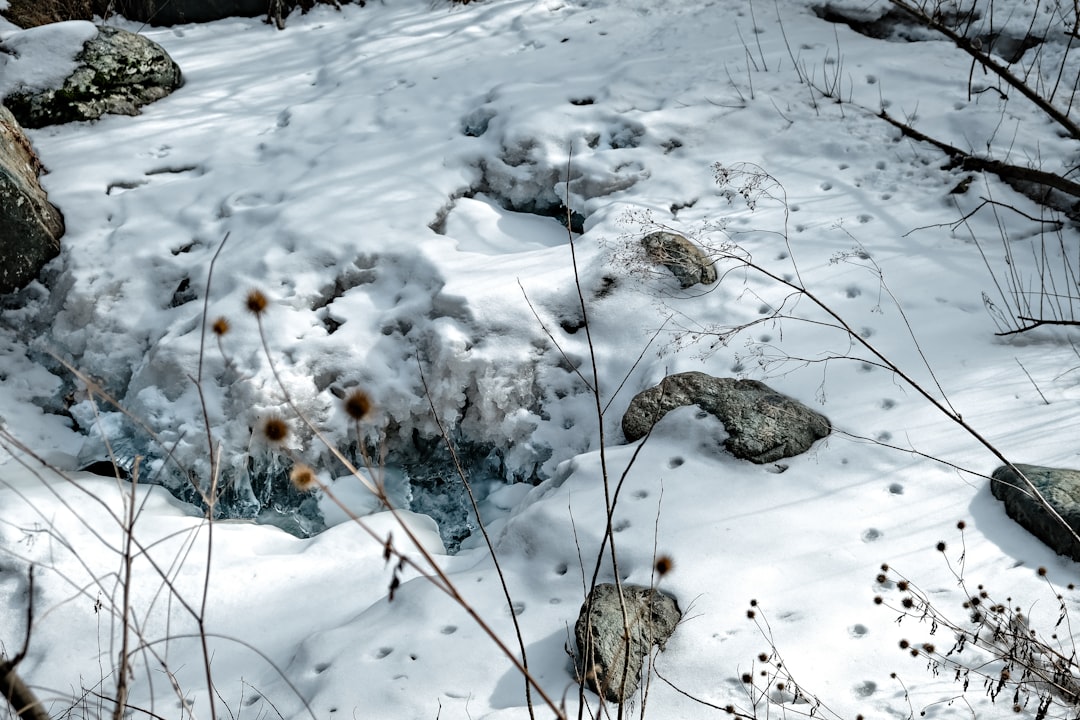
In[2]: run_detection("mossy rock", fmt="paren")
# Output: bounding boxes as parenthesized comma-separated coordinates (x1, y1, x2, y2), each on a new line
(5, 26, 182, 128)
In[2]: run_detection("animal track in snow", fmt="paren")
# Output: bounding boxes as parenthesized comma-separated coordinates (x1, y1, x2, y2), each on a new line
(853, 680, 877, 697)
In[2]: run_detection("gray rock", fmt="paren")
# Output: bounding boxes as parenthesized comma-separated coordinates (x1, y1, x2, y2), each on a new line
(641, 231, 716, 288)
(0, 104, 64, 293)
(622, 371, 830, 463)
(575, 583, 681, 703)
(991, 463, 1080, 561)
(4, 26, 182, 128)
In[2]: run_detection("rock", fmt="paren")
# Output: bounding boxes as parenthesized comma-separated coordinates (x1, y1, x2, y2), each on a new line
(641, 231, 716, 288)
(0, 104, 65, 293)
(575, 583, 681, 703)
(991, 463, 1080, 561)
(106, 0, 271, 24)
(622, 371, 830, 463)
(3, 25, 182, 128)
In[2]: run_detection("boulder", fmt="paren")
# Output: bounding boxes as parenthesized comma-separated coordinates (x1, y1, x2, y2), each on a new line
(575, 583, 681, 703)
(641, 231, 716, 288)
(991, 463, 1080, 561)
(3, 25, 182, 128)
(622, 372, 830, 463)
(105, 0, 271, 25)
(0, 104, 65, 293)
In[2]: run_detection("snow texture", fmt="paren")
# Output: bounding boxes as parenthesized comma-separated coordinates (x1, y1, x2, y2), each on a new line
(3, 0, 1080, 718)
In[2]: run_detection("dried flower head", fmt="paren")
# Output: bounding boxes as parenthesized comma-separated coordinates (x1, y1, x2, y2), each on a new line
(956, 520, 966, 530)
(245, 289, 269, 315)
(741, 673, 753, 684)
(212, 316, 230, 336)
(899, 639, 910, 649)
(344, 388, 374, 422)
(1037, 566, 1048, 577)
(897, 580, 909, 591)
(262, 415, 289, 444)
(654, 555, 674, 577)
(290, 464, 318, 491)
(873, 596, 883, 605)
(936, 541, 947, 552)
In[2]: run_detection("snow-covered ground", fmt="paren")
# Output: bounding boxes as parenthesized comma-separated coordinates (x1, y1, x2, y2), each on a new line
(3, 0, 1080, 717)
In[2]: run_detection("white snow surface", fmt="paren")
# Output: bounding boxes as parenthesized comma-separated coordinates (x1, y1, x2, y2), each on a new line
(3, 0, 1080, 718)
(0, 20, 97, 96)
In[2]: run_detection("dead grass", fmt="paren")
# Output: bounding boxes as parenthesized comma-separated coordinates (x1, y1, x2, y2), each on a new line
(1, 0, 94, 27)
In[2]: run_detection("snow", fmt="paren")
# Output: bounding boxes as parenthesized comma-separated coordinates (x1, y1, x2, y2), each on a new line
(0, 20, 97, 96)
(2, 0, 1080, 718)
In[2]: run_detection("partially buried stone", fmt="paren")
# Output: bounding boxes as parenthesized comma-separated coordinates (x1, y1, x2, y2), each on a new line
(641, 231, 716, 288)
(575, 583, 681, 703)
(4, 26, 183, 128)
(622, 371, 830, 463)
(991, 463, 1080, 561)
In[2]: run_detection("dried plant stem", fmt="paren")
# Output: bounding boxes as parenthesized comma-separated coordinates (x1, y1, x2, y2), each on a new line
(251, 315, 568, 719)
(415, 357, 537, 719)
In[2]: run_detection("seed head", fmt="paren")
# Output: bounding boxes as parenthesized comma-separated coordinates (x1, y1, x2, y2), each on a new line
(654, 555, 674, 577)
(956, 520, 966, 530)
(262, 415, 289, 444)
(1037, 566, 1048, 577)
(897, 580, 909, 591)
(212, 316, 230, 336)
(936, 541, 947, 552)
(245, 289, 269, 315)
(873, 596, 883, 605)
(741, 673, 753, 684)
(344, 388, 374, 422)
(290, 464, 318, 491)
